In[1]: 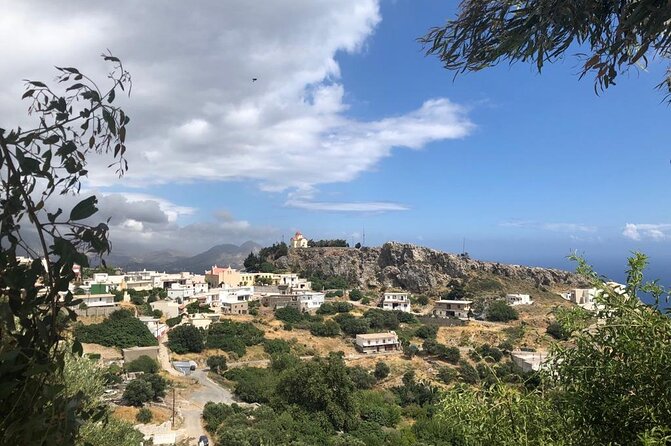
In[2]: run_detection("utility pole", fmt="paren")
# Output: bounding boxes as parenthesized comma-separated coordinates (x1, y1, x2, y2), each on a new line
(362, 225, 366, 247)
(462, 237, 466, 254)
(171, 386, 175, 429)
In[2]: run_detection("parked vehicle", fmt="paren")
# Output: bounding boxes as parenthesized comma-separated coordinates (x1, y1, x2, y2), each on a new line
(198, 435, 209, 446)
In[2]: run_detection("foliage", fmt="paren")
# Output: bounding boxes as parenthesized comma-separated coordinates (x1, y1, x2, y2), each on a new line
(458, 361, 479, 384)
(206, 320, 265, 357)
(403, 344, 419, 359)
(77, 417, 144, 446)
(374, 361, 390, 380)
(334, 313, 370, 335)
(355, 390, 401, 427)
(125, 355, 159, 374)
(223, 367, 278, 404)
(348, 289, 363, 301)
(442, 279, 470, 300)
(245, 242, 288, 272)
(165, 314, 183, 327)
(363, 309, 400, 330)
(263, 338, 291, 355)
(136, 407, 153, 423)
(420, 0, 671, 101)
(122, 379, 154, 407)
(75, 309, 158, 348)
(348, 366, 377, 390)
(277, 353, 358, 431)
(308, 239, 349, 247)
(142, 373, 167, 400)
(546, 321, 570, 340)
(186, 300, 213, 314)
(317, 301, 352, 315)
(254, 275, 273, 286)
(207, 355, 228, 374)
(274, 306, 306, 324)
(168, 324, 204, 354)
(415, 324, 438, 340)
(392, 371, 439, 407)
(470, 344, 504, 363)
(423, 340, 461, 364)
(415, 294, 430, 306)
(437, 366, 457, 384)
(310, 320, 342, 337)
(486, 301, 519, 322)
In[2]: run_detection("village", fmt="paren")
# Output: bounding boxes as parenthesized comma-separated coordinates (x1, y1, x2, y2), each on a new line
(58, 232, 610, 445)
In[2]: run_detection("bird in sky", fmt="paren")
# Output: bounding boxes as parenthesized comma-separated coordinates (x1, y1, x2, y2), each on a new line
(252, 78, 258, 82)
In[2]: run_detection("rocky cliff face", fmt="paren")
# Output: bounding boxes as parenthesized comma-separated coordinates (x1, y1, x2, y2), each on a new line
(274, 242, 585, 293)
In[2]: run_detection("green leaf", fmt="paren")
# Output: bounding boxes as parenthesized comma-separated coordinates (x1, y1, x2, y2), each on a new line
(69, 196, 98, 221)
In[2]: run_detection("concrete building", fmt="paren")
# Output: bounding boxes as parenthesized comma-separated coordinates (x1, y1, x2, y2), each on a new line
(506, 293, 533, 306)
(139, 316, 168, 338)
(205, 265, 243, 288)
(511, 351, 548, 372)
(261, 291, 324, 311)
(188, 312, 220, 329)
(150, 300, 181, 318)
(290, 231, 308, 249)
(355, 332, 401, 354)
(433, 300, 472, 320)
(382, 292, 411, 312)
(221, 301, 248, 315)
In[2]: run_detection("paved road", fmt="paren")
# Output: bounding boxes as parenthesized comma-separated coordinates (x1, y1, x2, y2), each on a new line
(179, 368, 238, 444)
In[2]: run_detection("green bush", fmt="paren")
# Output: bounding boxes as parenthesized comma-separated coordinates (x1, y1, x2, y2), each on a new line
(168, 324, 204, 354)
(207, 355, 228, 374)
(470, 344, 504, 363)
(316, 302, 337, 315)
(75, 309, 158, 348)
(224, 367, 278, 403)
(136, 407, 153, 423)
(151, 309, 163, 318)
(126, 355, 159, 374)
(437, 366, 457, 384)
(274, 307, 305, 323)
(207, 320, 265, 356)
(415, 295, 429, 305)
(166, 314, 183, 327)
(363, 309, 400, 330)
(349, 289, 363, 301)
(309, 320, 341, 337)
(415, 325, 438, 339)
(486, 301, 519, 322)
(361, 297, 371, 305)
(142, 373, 167, 400)
(458, 361, 479, 384)
(334, 313, 370, 335)
(263, 338, 291, 354)
(355, 390, 402, 427)
(546, 322, 569, 340)
(395, 311, 417, 324)
(374, 361, 390, 380)
(348, 366, 377, 390)
(123, 379, 153, 406)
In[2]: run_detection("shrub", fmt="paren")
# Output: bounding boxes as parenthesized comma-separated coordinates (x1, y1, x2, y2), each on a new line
(131, 295, 145, 306)
(332, 301, 353, 313)
(348, 366, 377, 390)
(166, 314, 183, 327)
(363, 309, 399, 330)
(361, 297, 371, 305)
(334, 313, 370, 335)
(75, 309, 158, 348)
(471, 344, 504, 363)
(374, 361, 390, 380)
(486, 301, 519, 322)
(126, 355, 159, 374)
(403, 344, 419, 359)
(309, 320, 341, 337)
(186, 301, 213, 314)
(224, 367, 278, 403)
(442, 346, 461, 364)
(207, 320, 265, 356)
(274, 307, 305, 323)
(136, 407, 153, 423)
(142, 373, 167, 399)
(415, 325, 438, 340)
(355, 390, 402, 427)
(123, 379, 153, 406)
(415, 295, 429, 306)
(437, 366, 457, 384)
(458, 361, 479, 384)
(316, 302, 336, 315)
(349, 289, 363, 301)
(498, 340, 514, 352)
(207, 355, 228, 374)
(152, 309, 163, 318)
(546, 322, 569, 340)
(168, 324, 204, 354)
(395, 311, 417, 324)
(263, 339, 291, 354)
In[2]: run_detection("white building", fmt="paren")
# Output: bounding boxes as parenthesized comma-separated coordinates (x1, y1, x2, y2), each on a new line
(511, 351, 548, 372)
(355, 332, 401, 354)
(382, 292, 411, 312)
(79, 293, 117, 307)
(433, 300, 472, 320)
(290, 231, 308, 249)
(295, 291, 325, 310)
(150, 300, 181, 318)
(138, 316, 168, 338)
(506, 293, 533, 306)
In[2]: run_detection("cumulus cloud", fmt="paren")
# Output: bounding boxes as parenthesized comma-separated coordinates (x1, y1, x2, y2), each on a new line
(622, 223, 671, 241)
(286, 199, 408, 212)
(0, 0, 473, 198)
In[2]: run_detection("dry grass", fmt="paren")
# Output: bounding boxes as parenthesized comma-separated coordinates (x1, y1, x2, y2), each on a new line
(113, 405, 171, 425)
(81, 343, 122, 360)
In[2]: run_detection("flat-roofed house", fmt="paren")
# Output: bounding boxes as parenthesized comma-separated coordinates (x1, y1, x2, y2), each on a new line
(355, 332, 401, 354)
(221, 301, 248, 315)
(433, 300, 472, 320)
(506, 293, 533, 306)
(382, 292, 411, 312)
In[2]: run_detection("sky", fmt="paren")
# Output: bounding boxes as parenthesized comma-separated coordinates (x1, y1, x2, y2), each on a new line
(2, 1, 671, 281)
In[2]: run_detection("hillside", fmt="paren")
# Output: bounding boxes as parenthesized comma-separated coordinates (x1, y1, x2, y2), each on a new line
(275, 241, 586, 293)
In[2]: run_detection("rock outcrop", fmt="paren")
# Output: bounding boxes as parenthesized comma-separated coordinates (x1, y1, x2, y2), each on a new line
(274, 241, 585, 293)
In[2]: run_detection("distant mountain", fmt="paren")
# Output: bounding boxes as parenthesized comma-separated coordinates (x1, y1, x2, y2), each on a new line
(99, 241, 262, 273)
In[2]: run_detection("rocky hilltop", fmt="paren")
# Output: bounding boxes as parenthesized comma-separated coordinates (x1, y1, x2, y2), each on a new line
(274, 241, 585, 293)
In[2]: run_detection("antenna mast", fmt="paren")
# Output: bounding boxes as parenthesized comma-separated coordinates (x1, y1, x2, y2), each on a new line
(362, 225, 366, 247)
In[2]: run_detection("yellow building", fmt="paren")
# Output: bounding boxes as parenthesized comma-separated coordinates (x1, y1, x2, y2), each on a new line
(204, 266, 242, 287)
(290, 231, 308, 249)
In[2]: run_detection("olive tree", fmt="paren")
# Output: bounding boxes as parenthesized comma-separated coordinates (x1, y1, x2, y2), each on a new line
(0, 54, 131, 444)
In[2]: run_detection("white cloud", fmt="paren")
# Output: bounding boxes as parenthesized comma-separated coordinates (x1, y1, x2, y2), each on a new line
(286, 199, 408, 212)
(622, 223, 671, 241)
(501, 220, 597, 234)
(0, 0, 473, 199)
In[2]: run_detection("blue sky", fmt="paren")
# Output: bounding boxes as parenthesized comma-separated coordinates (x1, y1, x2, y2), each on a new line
(3, 0, 670, 280)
